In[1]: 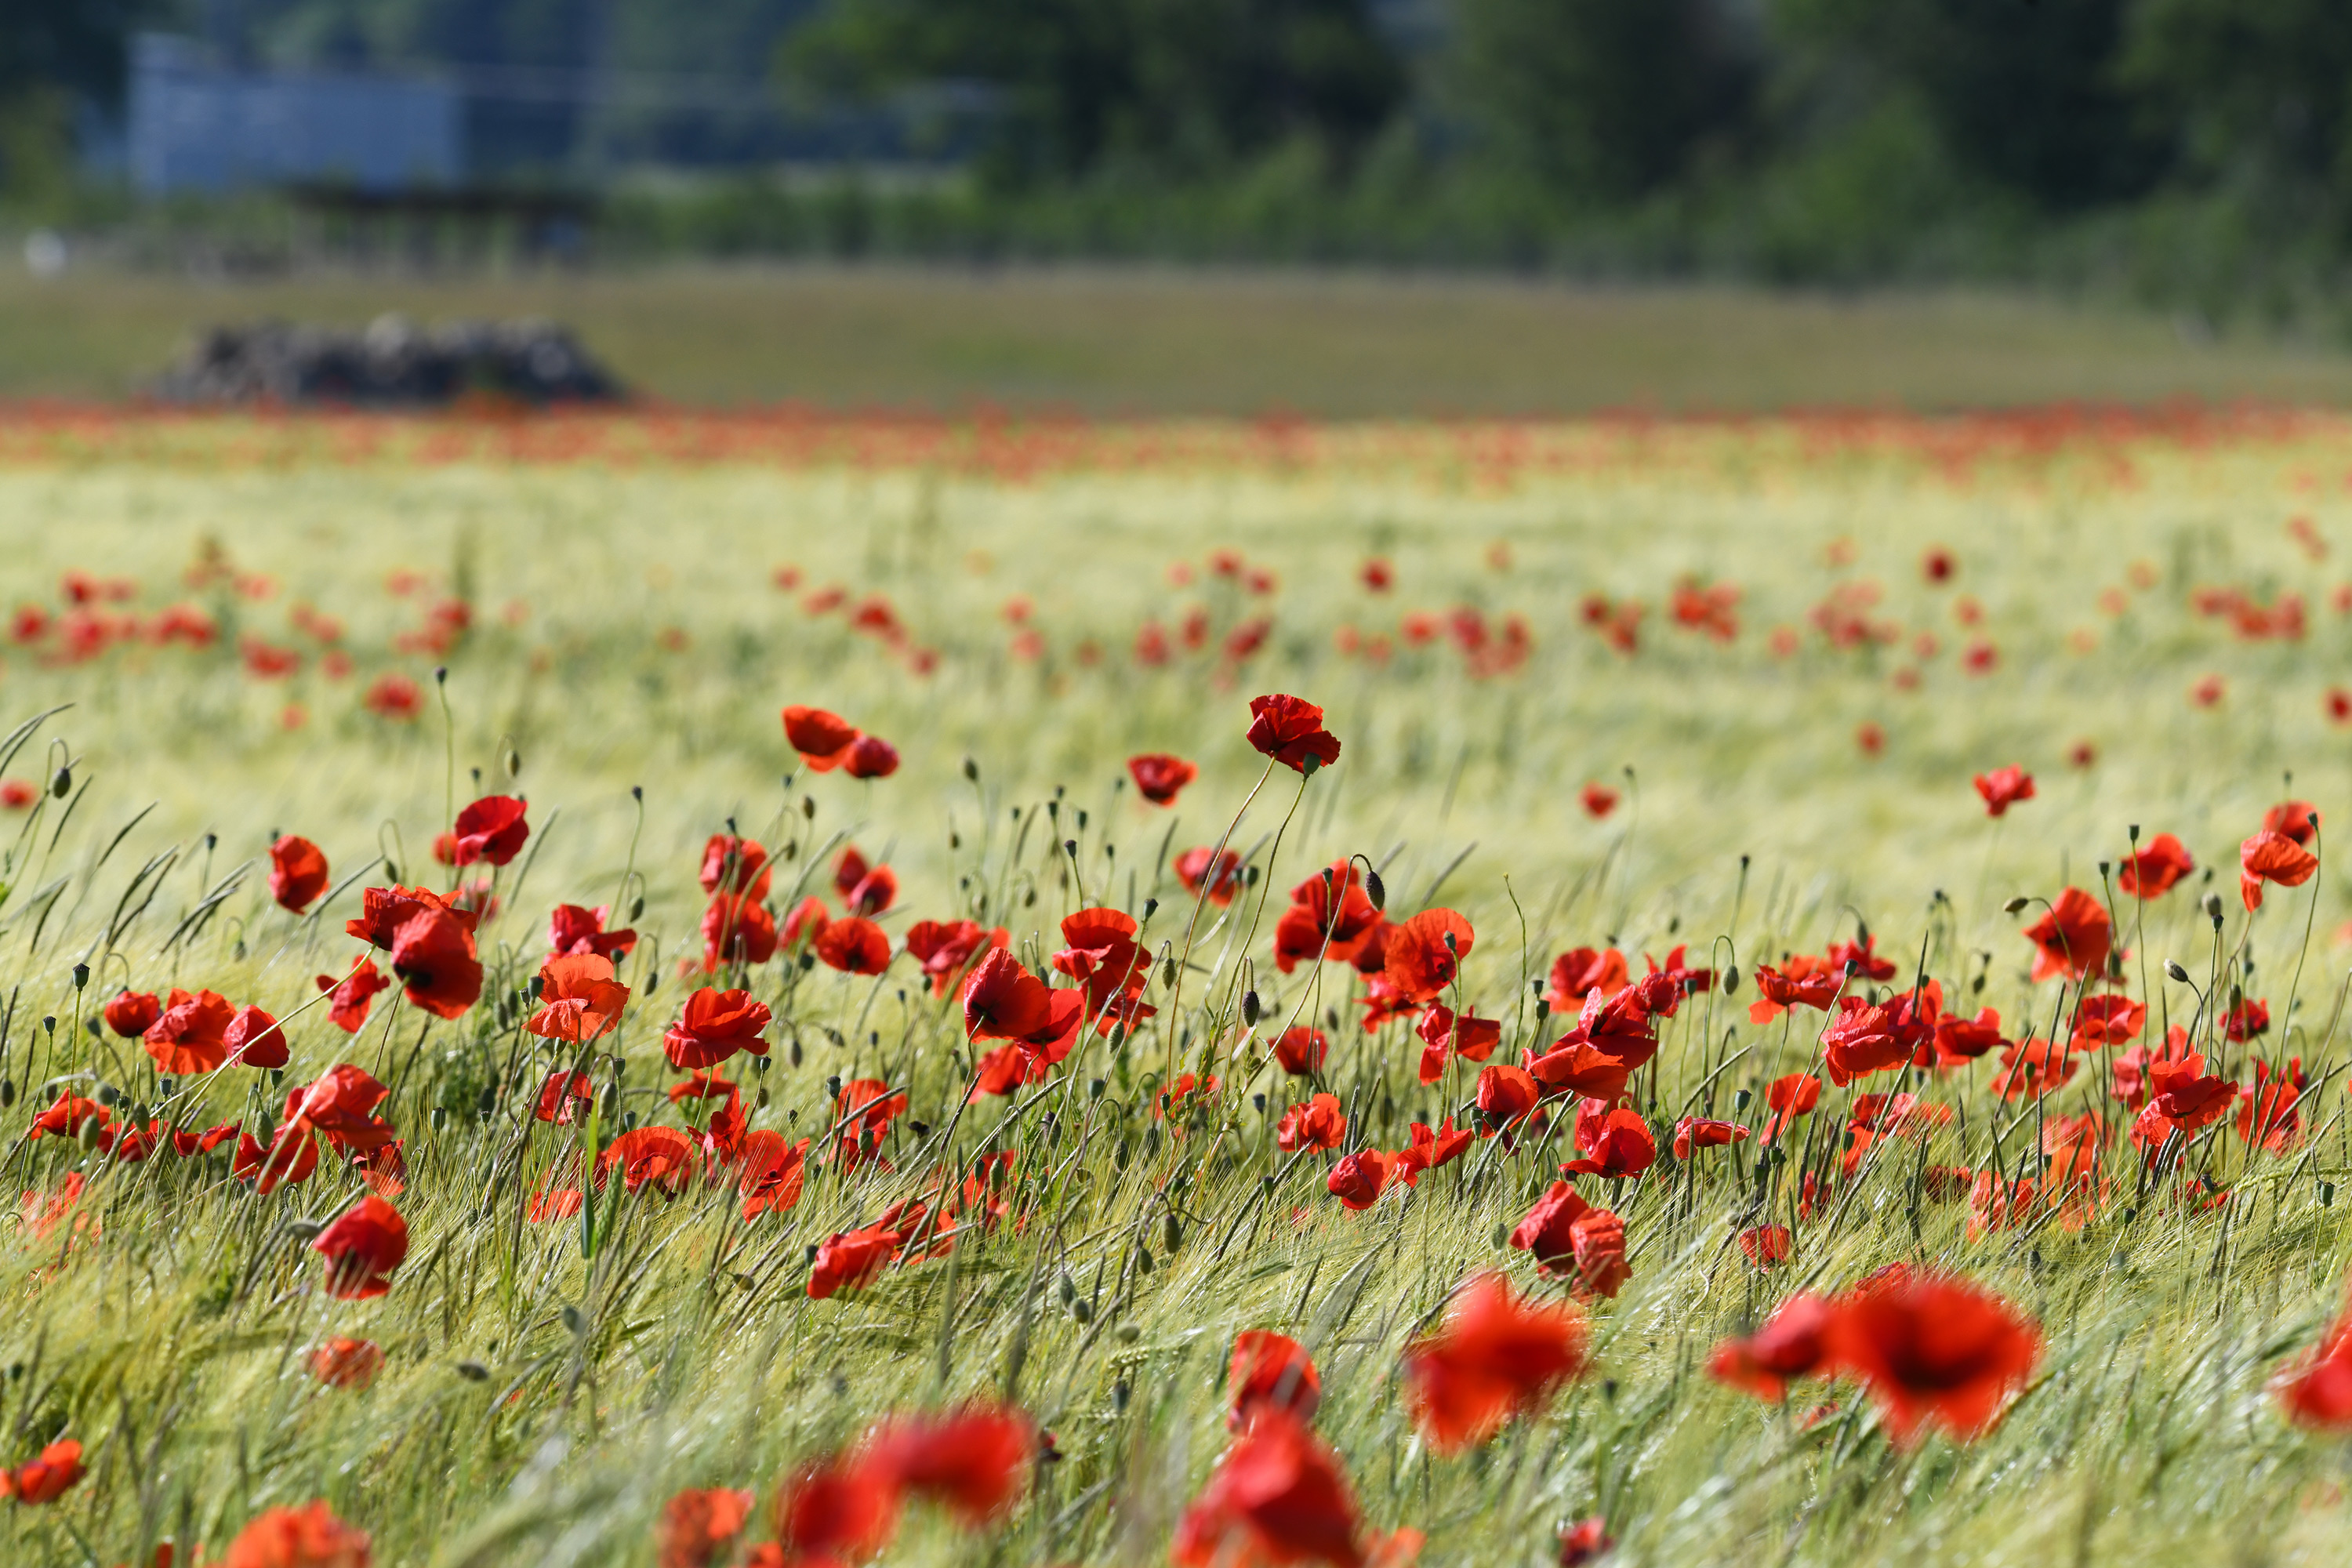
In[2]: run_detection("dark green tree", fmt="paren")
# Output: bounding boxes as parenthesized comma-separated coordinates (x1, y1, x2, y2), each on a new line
(2120, 0, 2352, 206)
(782, 0, 1406, 183)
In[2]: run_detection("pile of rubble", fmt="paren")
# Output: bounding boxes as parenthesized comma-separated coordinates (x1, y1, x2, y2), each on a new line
(151, 315, 626, 408)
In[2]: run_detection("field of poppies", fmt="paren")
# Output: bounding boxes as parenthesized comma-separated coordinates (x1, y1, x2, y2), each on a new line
(4, 401, 2352, 1567)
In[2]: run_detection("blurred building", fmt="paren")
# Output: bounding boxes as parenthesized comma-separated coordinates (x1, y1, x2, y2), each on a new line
(128, 34, 462, 195)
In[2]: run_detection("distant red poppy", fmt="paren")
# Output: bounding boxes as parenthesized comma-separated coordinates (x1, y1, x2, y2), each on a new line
(834, 848, 898, 916)
(1748, 958, 1841, 1023)
(702, 894, 779, 968)
(448, 795, 529, 866)
(224, 1501, 373, 1567)
(906, 920, 1000, 997)
(269, 835, 330, 913)
(144, 987, 236, 1075)
(962, 949, 1056, 1040)
(103, 987, 161, 1039)
(1246, 694, 1342, 774)
(313, 1194, 409, 1300)
(597, 1126, 700, 1197)
(844, 735, 900, 779)
(813, 916, 891, 975)
(1578, 782, 1619, 818)
(2071, 994, 2144, 1047)
(1973, 765, 2034, 816)
(698, 834, 772, 900)
(2021, 887, 2112, 981)
(664, 986, 771, 1069)
(866, 1406, 1033, 1523)
(1559, 1518, 1614, 1566)
(656, 1486, 756, 1568)
(1740, 1224, 1794, 1267)
(0, 1439, 84, 1504)
(1544, 948, 1630, 1012)
(533, 1071, 594, 1124)
(2242, 829, 2320, 912)
(2118, 833, 2193, 898)
(223, 1004, 289, 1069)
(1708, 1293, 1838, 1400)
(1229, 1330, 1322, 1432)
(1404, 1272, 1588, 1454)
(1177, 846, 1243, 906)
(1922, 546, 1955, 583)
(1826, 1273, 2040, 1444)
(2266, 799, 2319, 845)
(315, 959, 391, 1034)
(1384, 908, 1473, 1005)
(783, 705, 861, 770)
(1362, 557, 1394, 591)
(1327, 1149, 1398, 1211)
(1171, 1410, 1363, 1568)
(1129, 753, 1199, 806)
(364, 672, 424, 719)
(390, 906, 484, 1018)
(528, 953, 630, 1044)
(308, 1338, 383, 1392)
(1673, 1116, 1748, 1158)
(1276, 1093, 1347, 1152)
(1274, 1026, 1330, 1076)
(808, 1223, 903, 1298)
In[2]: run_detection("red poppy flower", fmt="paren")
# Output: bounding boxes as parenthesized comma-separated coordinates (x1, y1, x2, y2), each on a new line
(528, 953, 631, 1044)
(1824, 1273, 2041, 1444)
(906, 920, 999, 997)
(1559, 1518, 1615, 1566)
(2021, 887, 2112, 982)
(225, 1501, 373, 1568)
(1276, 1093, 1347, 1152)
(1987, 1036, 2076, 1101)
(1274, 1026, 1330, 1076)
(1673, 1116, 1748, 1158)
(1740, 1224, 1795, 1267)
(844, 735, 900, 779)
(1178, 845, 1244, 906)
(1545, 947, 1630, 1010)
(1414, 1004, 1497, 1084)
(312, 960, 390, 1034)
(594, 1125, 699, 1197)
(656, 1487, 756, 1568)
(1578, 782, 1619, 818)
(738, 1131, 811, 1220)
(1129, 753, 1199, 806)
(1973, 765, 2035, 816)
(663, 986, 771, 1069)
(700, 894, 779, 969)
(2242, 829, 2320, 912)
(1406, 1107, 1479, 1170)
(2129, 1051, 2236, 1145)
(1760, 1073, 1822, 1142)
(102, 988, 160, 1039)
(2238, 1058, 2307, 1154)
(2266, 799, 2320, 845)
(1052, 906, 1149, 1014)
(839, 1078, 909, 1134)
(144, 987, 236, 1075)
(313, 1194, 408, 1299)
(1509, 1180, 1628, 1297)
(808, 1223, 904, 1298)
(1382, 908, 1472, 1005)
(770, 1458, 900, 1566)
(448, 795, 528, 866)
(813, 915, 890, 975)
(866, 1406, 1033, 1523)
(389, 906, 483, 1018)
(0, 1439, 84, 1505)
(1815, 999, 1907, 1087)
(1827, 934, 1898, 982)
(1472, 1063, 1541, 1131)
(783, 705, 861, 770)
(1153, 1072, 1221, 1120)
(1246, 694, 1342, 774)
(962, 949, 1056, 1040)
(234, 1125, 319, 1193)
(1747, 958, 1841, 1023)
(308, 1338, 383, 1391)
(1708, 1293, 1837, 1400)
(1326, 1149, 1397, 1211)
(534, 1071, 593, 1123)
(698, 833, 772, 900)
(2071, 994, 2144, 1047)
(344, 884, 474, 950)
(549, 902, 637, 960)
(833, 848, 896, 916)
(1560, 1102, 1656, 1179)
(1171, 1410, 1363, 1568)
(2221, 997, 2271, 1042)
(2276, 1287, 2352, 1429)
(223, 1004, 289, 1069)
(2118, 833, 2193, 898)
(1403, 1272, 1588, 1454)
(1187, 1335, 1303, 1458)
(269, 835, 330, 913)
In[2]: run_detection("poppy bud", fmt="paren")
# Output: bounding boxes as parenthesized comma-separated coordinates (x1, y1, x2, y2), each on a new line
(1252, 1093, 1266, 1112)
(82, 1016, 97, 1038)
(95, 1082, 118, 1106)
(2202, 892, 2224, 921)
(50, 767, 70, 798)
(503, 746, 521, 780)
(963, 756, 979, 782)
(71, 963, 87, 990)
(1163, 1214, 1182, 1254)
(1243, 865, 1260, 886)
(456, 1361, 488, 1381)
(1136, 1247, 1154, 1274)
(41, 1015, 54, 1034)
(1072, 1298, 1093, 1324)
(2002, 897, 2030, 916)
(431, 1106, 448, 1131)
(789, 1037, 804, 1067)
(1241, 990, 1261, 1026)
(1089, 1078, 1106, 1098)
(1490, 1221, 1509, 1248)
(1058, 1271, 1077, 1305)
(76, 1117, 101, 1152)
(1733, 1087, 1751, 1111)
(803, 797, 816, 819)
(0, 1080, 13, 1109)
(561, 1305, 584, 1335)
(1109, 1025, 1127, 1051)
(158, 1076, 176, 1098)
(825, 1074, 843, 1102)
(1723, 966, 1740, 993)
(1117, 1323, 1142, 1344)
(475, 1085, 496, 1119)
(1364, 868, 1386, 911)
(1443, 930, 1458, 953)
(628, 895, 644, 922)
(2324, 1182, 2337, 1209)
(598, 1083, 619, 1119)
(383, 860, 400, 883)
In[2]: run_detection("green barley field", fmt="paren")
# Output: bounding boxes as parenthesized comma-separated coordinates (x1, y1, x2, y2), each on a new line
(1, 399, 2350, 1566)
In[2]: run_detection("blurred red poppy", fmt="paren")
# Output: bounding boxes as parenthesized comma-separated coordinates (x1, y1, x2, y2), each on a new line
(738, 1131, 811, 1220)
(1511, 1180, 1630, 1298)
(103, 988, 160, 1038)
(1274, 1026, 1330, 1076)
(2277, 1285, 2352, 1429)
(1403, 1272, 1588, 1454)
(314, 1194, 408, 1300)
(1129, 753, 1199, 805)
(315, 960, 391, 1034)
(2266, 799, 2320, 845)
(844, 735, 901, 779)
(1396, 1118, 1473, 1184)
(814, 916, 891, 975)
(345, 884, 475, 950)
(656, 1487, 755, 1568)
(2022, 887, 2112, 981)
(1231, 1330, 1322, 1429)
(1383, 909, 1472, 1005)
(1578, 782, 1619, 818)
(1171, 1410, 1363, 1568)
(0, 1440, 84, 1504)
(269, 835, 330, 913)
(1825, 1273, 2039, 1444)
(808, 1223, 903, 1298)
(1559, 1518, 1615, 1566)
(1760, 1073, 1822, 1142)
(665, 986, 771, 1069)
(1246, 694, 1342, 773)
(1740, 1224, 1795, 1266)
(1544, 947, 1630, 1009)
(1748, 957, 1840, 1023)
(1973, 765, 2035, 816)
(308, 1338, 383, 1392)
(906, 920, 1000, 997)
(1708, 1293, 1837, 1400)
(1673, 1116, 1748, 1158)
(1475, 1063, 1541, 1127)
(834, 847, 898, 915)
(390, 906, 484, 1018)
(867, 1406, 1033, 1523)
(1053, 907, 1149, 1015)
(2118, 833, 2192, 898)
(783, 705, 861, 770)
(533, 1071, 593, 1124)
(597, 1126, 700, 1197)
(699, 833, 772, 900)
(2242, 829, 2319, 911)
(1178, 846, 1243, 906)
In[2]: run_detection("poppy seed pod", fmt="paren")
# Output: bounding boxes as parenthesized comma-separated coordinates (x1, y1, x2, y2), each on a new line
(41, 1015, 53, 1034)
(2202, 891, 2224, 921)
(76, 1116, 102, 1152)
(2166, 961, 2191, 982)
(71, 963, 87, 990)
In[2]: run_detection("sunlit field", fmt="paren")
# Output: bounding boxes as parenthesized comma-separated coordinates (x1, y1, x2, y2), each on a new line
(5, 403, 2352, 1567)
